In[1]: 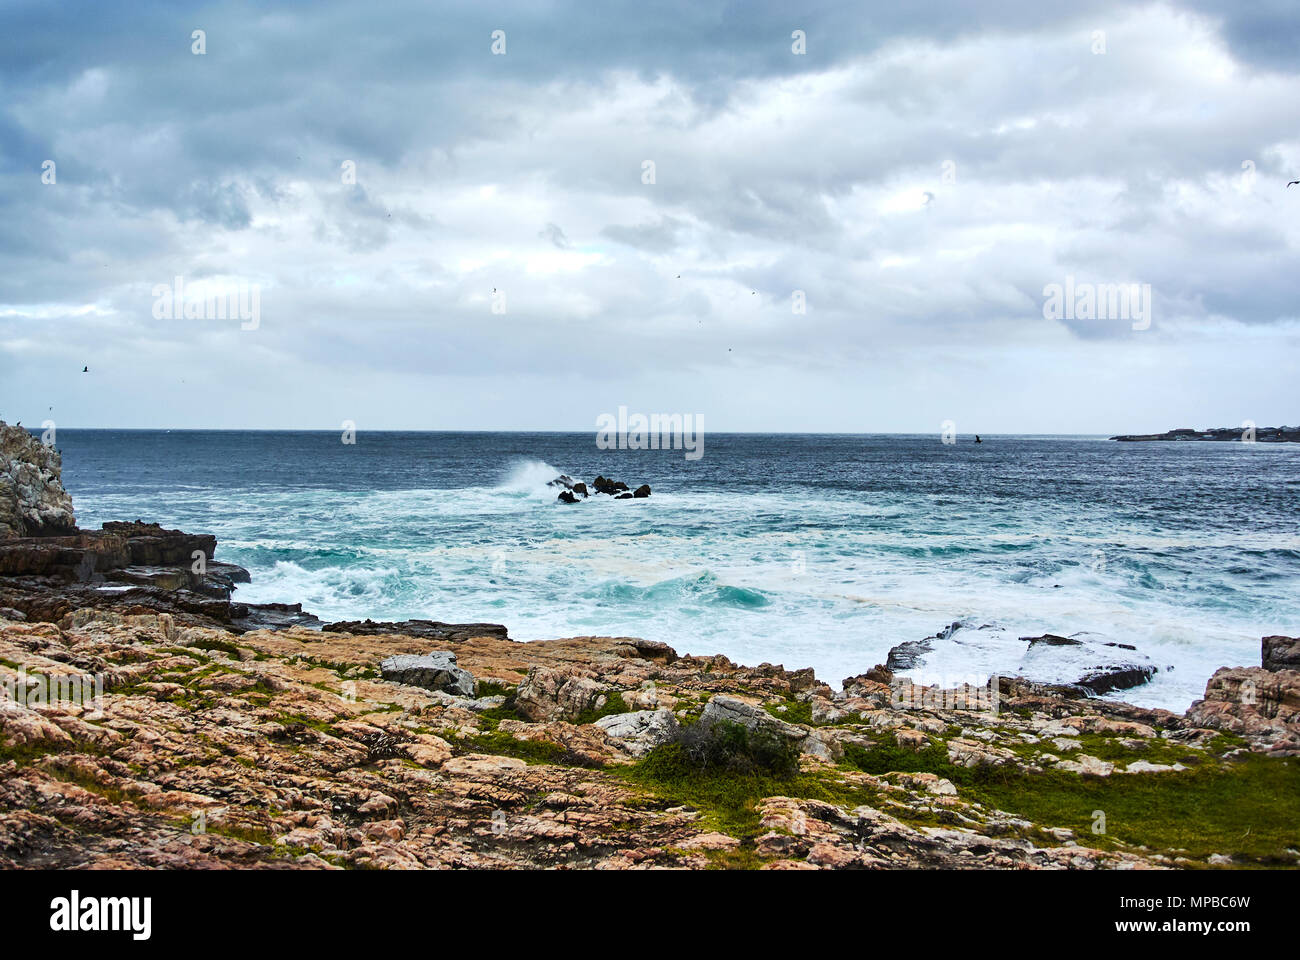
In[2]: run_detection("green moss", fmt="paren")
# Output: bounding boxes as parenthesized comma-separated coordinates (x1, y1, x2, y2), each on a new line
(764, 698, 813, 726)
(185, 638, 245, 659)
(702, 847, 767, 870)
(298, 655, 379, 679)
(202, 821, 275, 845)
(0, 738, 75, 766)
(573, 691, 632, 726)
(474, 701, 529, 729)
(474, 680, 516, 698)
(449, 729, 571, 765)
(274, 712, 344, 738)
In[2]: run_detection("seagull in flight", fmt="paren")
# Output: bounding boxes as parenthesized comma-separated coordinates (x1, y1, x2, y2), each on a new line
(1289, 180, 1300, 188)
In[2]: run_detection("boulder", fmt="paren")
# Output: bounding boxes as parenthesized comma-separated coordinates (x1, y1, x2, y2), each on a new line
(591, 476, 631, 496)
(379, 652, 476, 697)
(594, 709, 679, 757)
(105, 566, 193, 591)
(1024, 634, 1157, 694)
(633, 484, 651, 498)
(558, 490, 579, 504)
(1055, 754, 1115, 776)
(698, 694, 824, 756)
(1263, 636, 1300, 672)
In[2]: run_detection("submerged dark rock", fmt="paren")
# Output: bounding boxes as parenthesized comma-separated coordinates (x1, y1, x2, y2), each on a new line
(555, 475, 649, 502)
(591, 475, 631, 495)
(323, 618, 509, 642)
(229, 602, 323, 633)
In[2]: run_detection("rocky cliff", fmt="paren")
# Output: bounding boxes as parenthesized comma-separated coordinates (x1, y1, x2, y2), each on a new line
(0, 421, 76, 538)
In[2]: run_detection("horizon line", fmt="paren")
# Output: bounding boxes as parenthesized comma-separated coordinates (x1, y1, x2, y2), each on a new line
(6, 424, 1137, 436)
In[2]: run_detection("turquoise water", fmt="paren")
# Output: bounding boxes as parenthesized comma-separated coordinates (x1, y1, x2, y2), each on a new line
(52, 430, 1300, 710)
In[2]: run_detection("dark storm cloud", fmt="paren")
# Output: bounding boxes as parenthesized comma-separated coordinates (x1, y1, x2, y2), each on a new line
(1, 0, 1298, 431)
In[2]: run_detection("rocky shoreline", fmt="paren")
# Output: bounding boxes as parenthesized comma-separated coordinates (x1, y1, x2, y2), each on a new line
(1110, 425, 1299, 442)
(2, 420, 1298, 870)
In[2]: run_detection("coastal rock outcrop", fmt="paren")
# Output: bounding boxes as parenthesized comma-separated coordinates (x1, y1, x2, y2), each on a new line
(1110, 426, 1299, 443)
(0, 421, 76, 538)
(884, 621, 1158, 696)
(513, 665, 610, 722)
(2, 613, 1297, 870)
(1184, 638, 1300, 755)
(552, 474, 649, 503)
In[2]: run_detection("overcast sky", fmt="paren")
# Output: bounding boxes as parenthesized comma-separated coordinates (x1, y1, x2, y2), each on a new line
(1, 1, 1298, 433)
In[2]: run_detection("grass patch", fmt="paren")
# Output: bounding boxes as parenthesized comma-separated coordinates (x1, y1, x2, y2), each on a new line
(840, 739, 1300, 863)
(573, 691, 632, 726)
(764, 698, 813, 726)
(184, 637, 245, 659)
(450, 729, 571, 765)
(960, 756, 1300, 863)
(842, 740, 952, 776)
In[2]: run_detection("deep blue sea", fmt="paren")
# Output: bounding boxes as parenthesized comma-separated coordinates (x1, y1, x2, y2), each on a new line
(50, 430, 1300, 710)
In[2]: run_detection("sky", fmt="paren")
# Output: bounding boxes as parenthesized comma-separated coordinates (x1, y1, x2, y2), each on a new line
(1, 0, 1298, 434)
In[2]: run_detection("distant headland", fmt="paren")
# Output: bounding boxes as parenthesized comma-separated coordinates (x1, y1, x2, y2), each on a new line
(1110, 426, 1299, 443)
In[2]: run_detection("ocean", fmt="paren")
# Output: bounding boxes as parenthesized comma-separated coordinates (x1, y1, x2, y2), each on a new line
(51, 430, 1300, 711)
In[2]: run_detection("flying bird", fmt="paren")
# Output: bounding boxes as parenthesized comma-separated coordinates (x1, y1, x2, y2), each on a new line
(82, 366, 88, 372)
(1289, 180, 1300, 188)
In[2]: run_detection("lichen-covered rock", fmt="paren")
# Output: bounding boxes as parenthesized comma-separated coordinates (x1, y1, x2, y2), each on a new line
(0, 421, 76, 538)
(594, 708, 679, 757)
(513, 665, 608, 722)
(697, 693, 835, 758)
